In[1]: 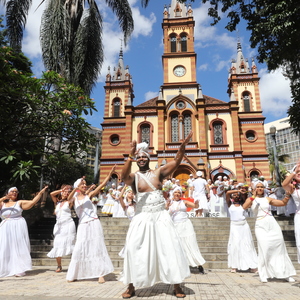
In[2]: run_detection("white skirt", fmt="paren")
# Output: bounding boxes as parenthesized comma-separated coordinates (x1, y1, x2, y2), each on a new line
(66, 219, 114, 281)
(227, 220, 258, 270)
(174, 218, 205, 267)
(102, 199, 114, 215)
(294, 212, 300, 263)
(0, 217, 32, 277)
(47, 218, 76, 258)
(255, 215, 296, 280)
(120, 209, 190, 288)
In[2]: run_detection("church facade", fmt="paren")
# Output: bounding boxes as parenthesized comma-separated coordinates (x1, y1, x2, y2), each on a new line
(99, 0, 269, 185)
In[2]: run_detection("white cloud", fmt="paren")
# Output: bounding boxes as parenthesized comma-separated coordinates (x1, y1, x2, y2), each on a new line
(198, 64, 208, 71)
(131, 8, 156, 38)
(144, 91, 158, 101)
(259, 67, 292, 117)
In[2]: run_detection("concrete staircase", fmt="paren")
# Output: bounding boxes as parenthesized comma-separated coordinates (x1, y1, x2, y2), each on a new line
(29, 216, 300, 271)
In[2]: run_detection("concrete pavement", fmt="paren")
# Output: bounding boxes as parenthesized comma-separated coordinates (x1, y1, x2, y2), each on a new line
(0, 267, 299, 300)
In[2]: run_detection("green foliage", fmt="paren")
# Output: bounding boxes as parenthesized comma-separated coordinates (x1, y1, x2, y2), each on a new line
(2, 0, 134, 95)
(200, 0, 300, 133)
(0, 45, 97, 195)
(268, 145, 289, 182)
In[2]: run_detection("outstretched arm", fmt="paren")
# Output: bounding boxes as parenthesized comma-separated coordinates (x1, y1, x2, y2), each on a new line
(20, 186, 48, 210)
(225, 190, 239, 207)
(160, 131, 192, 179)
(89, 165, 116, 198)
(121, 141, 137, 186)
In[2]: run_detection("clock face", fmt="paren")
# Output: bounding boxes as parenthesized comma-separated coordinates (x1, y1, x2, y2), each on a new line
(173, 66, 186, 77)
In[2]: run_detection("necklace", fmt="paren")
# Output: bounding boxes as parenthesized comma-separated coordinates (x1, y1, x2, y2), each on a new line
(139, 169, 150, 173)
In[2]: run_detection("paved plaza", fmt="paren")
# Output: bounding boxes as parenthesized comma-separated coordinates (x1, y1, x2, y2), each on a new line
(0, 267, 299, 300)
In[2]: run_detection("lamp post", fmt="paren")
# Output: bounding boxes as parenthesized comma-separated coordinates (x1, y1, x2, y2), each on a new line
(269, 125, 281, 187)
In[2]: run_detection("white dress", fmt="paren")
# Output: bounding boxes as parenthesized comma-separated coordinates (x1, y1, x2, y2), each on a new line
(0, 202, 32, 277)
(120, 172, 190, 288)
(66, 195, 114, 281)
(169, 200, 206, 267)
(291, 189, 300, 263)
(252, 197, 296, 281)
(227, 204, 257, 270)
(101, 193, 115, 215)
(47, 201, 76, 258)
(192, 178, 208, 211)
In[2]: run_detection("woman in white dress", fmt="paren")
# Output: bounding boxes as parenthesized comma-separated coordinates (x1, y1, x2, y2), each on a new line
(168, 187, 206, 274)
(119, 185, 136, 220)
(47, 185, 76, 272)
(226, 190, 257, 273)
(0, 186, 48, 277)
(243, 181, 296, 283)
(112, 185, 127, 218)
(66, 166, 115, 283)
(101, 188, 115, 216)
(282, 163, 300, 264)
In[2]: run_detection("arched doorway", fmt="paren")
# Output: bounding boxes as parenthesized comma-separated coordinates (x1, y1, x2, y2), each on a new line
(173, 168, 192, 186)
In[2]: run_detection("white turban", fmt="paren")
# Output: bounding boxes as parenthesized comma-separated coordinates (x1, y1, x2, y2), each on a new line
(74, 178, 83, 189)
(252, 180, 264, 189)
(173, 186, 182, 194)
(8, 187, 18, 193)
(136, 142, 150, 159)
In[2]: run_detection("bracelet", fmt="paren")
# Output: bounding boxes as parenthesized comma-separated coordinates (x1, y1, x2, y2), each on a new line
(250, 197, 254, 201)
(128, 157, 134, 162)
(129, 154, 135, 159)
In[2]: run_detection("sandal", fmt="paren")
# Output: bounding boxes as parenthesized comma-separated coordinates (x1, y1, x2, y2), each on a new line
(122, 286, 135, 299)
(55, 266, 62, 273)
(173, 286, 186, 298)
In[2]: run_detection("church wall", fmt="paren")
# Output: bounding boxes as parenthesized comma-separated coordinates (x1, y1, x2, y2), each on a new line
(236, 83, 258, 111)
(166, 57, 193, 83)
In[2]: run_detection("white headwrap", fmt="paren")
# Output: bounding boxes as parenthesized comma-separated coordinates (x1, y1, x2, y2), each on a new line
(136, 142, 150, 159)
(74, 178, 83, 189)
(8, 187, 18, 193)
(173, 186, 182, 194)
(252, 180, 264, 189)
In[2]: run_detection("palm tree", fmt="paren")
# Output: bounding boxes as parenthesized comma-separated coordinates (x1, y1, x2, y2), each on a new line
(1, 0, 134, 94)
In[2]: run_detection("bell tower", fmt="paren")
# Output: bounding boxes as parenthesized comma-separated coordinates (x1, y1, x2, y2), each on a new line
(161, 0, 199, 102)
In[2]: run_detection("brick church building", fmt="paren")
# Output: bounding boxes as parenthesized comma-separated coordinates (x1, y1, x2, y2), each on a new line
(99, 0, 269, 185)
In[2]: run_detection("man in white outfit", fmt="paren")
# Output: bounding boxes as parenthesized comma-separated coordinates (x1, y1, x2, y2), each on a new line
(191, 171, 210, 217)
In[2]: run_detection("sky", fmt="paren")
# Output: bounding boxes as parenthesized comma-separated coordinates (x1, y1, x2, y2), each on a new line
(1, 0, 292, 129)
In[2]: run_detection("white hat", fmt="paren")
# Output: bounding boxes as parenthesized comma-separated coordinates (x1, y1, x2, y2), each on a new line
(189, 174, 193, 177)
(223, 176, 227, 179)
(196, 171, 202, 177)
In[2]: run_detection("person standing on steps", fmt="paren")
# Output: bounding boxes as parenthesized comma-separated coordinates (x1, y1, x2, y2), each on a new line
(167, 186, 206, 274)
(0, 185, 48, 277)
(120, 131, 193, 299)
(66, 166, 116, 284)
(47, 185, 76, 273)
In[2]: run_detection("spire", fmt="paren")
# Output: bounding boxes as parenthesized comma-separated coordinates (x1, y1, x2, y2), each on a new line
(168, 0, 189, 18)
(230, 41, 252, 75)
(110, 40, 131, 81)
(197, 84, 204, 99)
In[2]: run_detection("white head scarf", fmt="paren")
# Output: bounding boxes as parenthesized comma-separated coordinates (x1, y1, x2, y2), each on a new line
(136, 142, 150, 159)
(8, 187, 18, 193)
(74, 178, 83, 189)
(173, 186, 182, 194)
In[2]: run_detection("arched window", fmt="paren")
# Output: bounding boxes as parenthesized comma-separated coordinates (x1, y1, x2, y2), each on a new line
(183, 113, 191, 139)
(181, 34, 187, 52)
(170, 34, 177, 53)
(140, 123, 150, 144)
(243, 92, 251, 112)
(171, 114, 179, 142)
(113, 98, 120, 117)
(213, 122, 223, 144)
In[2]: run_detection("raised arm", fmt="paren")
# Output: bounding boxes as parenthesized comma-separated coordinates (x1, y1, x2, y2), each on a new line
(225, 190, 239, 207)
(118, 185, 127, 211)
(50, 189, 61, 205)
(282, 172, 296, 193)
(19, 186, 48, 210)
(121, 141, 137, 186)
(89, 165, 116, 198)
(160, 131, 193, 179)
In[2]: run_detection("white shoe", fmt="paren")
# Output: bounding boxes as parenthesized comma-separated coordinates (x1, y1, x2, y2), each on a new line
(15, 272, 26, 277)
(286, 277, 295, 283)
(260, 278, 268, 283)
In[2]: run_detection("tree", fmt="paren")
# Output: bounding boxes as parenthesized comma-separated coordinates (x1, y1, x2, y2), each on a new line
(0, 45, 97, 196)
(268, 146, 289, 183)
(176, 1, 300, 133)
(1, 0, 134, 94)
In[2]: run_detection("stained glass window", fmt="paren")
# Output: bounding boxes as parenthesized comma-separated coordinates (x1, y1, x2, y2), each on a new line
(171, 114, 179, 142)
(141, 124, 150, 144)
(113, 99, 120, 117)
(181, 35, 187, 52)
(243, 92, 250, 112)
(213, 123, 223, 144)
(183, 114, 191, 138)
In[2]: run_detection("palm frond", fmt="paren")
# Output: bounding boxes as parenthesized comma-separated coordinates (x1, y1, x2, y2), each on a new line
(6, 0, 32, 51)
(40, 0, 70, 78)
(104, 0, 134, 45)
(73, 5, 103, 95)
